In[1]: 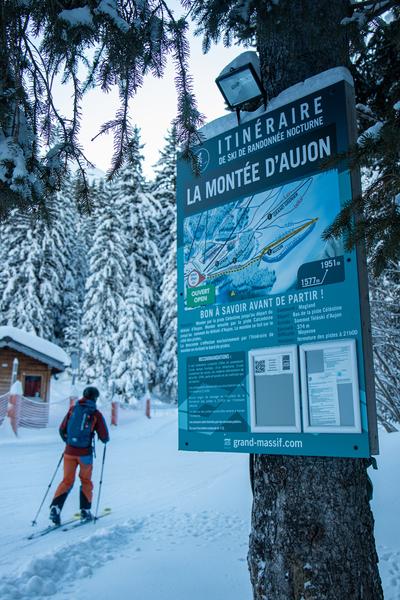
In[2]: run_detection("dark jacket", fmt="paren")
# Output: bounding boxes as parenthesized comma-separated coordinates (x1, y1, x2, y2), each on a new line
(59, 398, 109, 456)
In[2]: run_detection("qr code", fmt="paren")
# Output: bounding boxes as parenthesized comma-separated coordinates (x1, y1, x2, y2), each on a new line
(254, 359, 266, 374)
(282, 354, 291, 370)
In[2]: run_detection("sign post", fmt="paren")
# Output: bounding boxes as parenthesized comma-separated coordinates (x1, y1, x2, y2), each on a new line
(177, 69, 378, 459)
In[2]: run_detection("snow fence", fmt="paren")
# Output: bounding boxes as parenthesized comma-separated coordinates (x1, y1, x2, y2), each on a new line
(0, 389, 50, 435)
(0, 392, 8, 427)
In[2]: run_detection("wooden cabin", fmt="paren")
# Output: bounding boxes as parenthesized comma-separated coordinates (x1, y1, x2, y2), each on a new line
(0, 327, 70, 401)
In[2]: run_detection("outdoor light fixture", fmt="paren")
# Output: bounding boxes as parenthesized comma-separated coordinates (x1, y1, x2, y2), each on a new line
(215, 51, 266, 120)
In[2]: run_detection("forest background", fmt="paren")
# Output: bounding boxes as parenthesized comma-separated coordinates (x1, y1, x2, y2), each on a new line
(0, 125, 178, 405)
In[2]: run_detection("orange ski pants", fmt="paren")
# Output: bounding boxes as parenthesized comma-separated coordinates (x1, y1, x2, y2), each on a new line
(53, 454, 93, 505)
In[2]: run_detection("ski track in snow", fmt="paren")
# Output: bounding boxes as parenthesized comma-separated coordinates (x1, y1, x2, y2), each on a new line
(0, 509, 247, 599)
(142, 507, 248, 549)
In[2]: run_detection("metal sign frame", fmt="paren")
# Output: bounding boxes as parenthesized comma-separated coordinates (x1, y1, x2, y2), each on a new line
(177, 70, 378, 458)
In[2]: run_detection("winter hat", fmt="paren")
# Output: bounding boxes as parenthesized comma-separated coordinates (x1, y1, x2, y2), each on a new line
(83, 386, 100, 402)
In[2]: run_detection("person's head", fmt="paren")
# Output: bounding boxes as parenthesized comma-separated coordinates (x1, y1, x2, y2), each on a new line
(83, 386, 100, 402)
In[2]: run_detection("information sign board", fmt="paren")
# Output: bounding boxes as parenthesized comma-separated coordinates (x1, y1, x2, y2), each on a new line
(177, 70, 378, 458)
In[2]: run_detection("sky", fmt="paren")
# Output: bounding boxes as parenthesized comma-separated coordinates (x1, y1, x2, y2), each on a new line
(53, 11, 244, 181)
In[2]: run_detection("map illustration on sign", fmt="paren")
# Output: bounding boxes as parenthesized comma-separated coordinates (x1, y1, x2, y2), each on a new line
(184, 170, 343, 307)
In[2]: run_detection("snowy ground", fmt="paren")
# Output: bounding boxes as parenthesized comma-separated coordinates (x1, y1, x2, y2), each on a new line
(0, 391, 399, 599)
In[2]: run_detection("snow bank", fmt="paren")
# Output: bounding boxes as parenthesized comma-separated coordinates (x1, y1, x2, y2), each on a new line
(0, 520, 143, 599)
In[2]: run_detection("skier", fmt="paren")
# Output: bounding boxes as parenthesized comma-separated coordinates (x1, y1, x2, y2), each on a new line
(49, 386, 109, 525)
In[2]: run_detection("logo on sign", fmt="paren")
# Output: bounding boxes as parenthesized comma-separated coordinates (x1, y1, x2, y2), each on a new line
(195, 147, 210, 173)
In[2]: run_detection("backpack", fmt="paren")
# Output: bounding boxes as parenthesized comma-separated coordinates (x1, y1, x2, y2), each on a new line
(66, 401, 96, 448)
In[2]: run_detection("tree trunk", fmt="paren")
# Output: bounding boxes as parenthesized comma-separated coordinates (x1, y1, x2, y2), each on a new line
(248, 2, 383, 598)
(257, 0, 350, 100)
(248, 455, 382, 599)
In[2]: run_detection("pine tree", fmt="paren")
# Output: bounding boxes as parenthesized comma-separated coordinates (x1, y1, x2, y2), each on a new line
(58, 175, 92, 352)
(152, 124, 178, 255)
(38, 198, 70, 341)
(112, 132, 161, 400)
(158, 232, 177, 402)
(370, 262, 400, 430)
(80, 182, 128, 389)
(0, 1, 203, 216)
(324, 5, 400, 274)
(111, 260, 153, 403)
(152, 124, 178, 402)
(0, 188, 86, 341)
(61, 215, 90, 353)
(0, 212, 47, 336)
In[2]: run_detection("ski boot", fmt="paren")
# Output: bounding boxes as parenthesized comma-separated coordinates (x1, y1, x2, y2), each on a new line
(80, 509, 93, 522)
(49, 505, 61, 526)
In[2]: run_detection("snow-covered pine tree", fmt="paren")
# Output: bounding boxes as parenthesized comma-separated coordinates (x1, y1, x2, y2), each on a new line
(370, 262, 400, 431)
(0, 211, 47, 336)
(152, 124, 178, 255)
(57, 174, 92, 352)
(152, 125, 178, 402)
(157, 233, 177, 402)
(0, 188, 87, 342)
(324, 5, 400, 274)
(38, 198, 70, 341)
(80, 182, 128, 390)
(111, 259, 152, 403)
(1, 2, 203, 216)
(112, 131, 161, 401)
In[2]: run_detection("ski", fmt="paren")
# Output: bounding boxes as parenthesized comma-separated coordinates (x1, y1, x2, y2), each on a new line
(27, 516, 80, 540)
(62, 508, 112, 532)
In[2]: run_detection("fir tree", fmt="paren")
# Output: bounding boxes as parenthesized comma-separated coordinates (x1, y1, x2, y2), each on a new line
(370, 262, 400, 430)
(0, 1, 203, 216)
(0, 212, 47, 336)
(111, 260, 153, 403)
(325, 5, 400, 274)
(152, 124, 178, 401)
(152, 124, 178, 255)
(0, 187, 87, 341)
(80, 182, 128, 389)
(157, 233, 177, 402)
(112, 132, 161, 399)
(58, 175, 91, 351)
(38, 198, 70, 341)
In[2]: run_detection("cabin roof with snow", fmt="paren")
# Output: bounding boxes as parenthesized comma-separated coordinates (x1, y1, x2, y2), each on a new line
(0, 326, 70, 372)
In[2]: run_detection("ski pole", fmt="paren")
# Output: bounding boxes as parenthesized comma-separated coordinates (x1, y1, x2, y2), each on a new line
(31, 452, 64, 526)
(94, 444, 107, 522)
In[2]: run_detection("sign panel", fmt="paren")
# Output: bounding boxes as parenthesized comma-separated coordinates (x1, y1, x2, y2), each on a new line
(177, 73, 377, 458)
(248, 346, 301, 433)
(299, 339, 361, 433)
